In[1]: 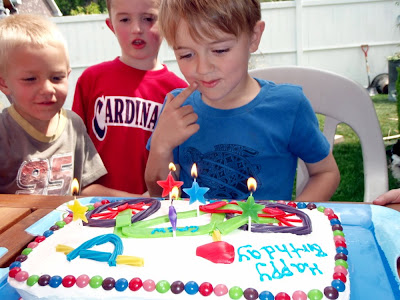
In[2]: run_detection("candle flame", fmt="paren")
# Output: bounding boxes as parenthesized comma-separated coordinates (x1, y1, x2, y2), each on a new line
(191, 163, 198, 178)
(71, 178, 80, 196)
(171, 186, 179, 200)
(247, 177, 257, 193)
(169, 162, 176, 172)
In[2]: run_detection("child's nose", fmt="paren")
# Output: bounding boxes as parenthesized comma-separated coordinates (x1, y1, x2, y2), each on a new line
(41, 80, 55, 95)
(196, 56, 214, 75)
(131, 19, 143, 34)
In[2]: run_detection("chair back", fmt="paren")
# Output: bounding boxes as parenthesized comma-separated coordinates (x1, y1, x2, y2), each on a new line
(249, 66, 388, 202)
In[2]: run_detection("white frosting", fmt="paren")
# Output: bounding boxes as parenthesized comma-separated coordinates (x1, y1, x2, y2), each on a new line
(9, 200, 350, 299)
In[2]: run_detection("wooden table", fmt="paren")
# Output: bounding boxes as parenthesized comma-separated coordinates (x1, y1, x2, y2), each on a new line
(0, 195, 73, 268)
(0, 194, 400, 271)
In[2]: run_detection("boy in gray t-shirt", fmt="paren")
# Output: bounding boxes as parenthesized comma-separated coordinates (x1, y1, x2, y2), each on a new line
(0, 14, 138, 197)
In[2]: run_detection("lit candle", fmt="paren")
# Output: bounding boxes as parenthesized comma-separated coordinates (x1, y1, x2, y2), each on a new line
(68, 179, 88, 225)
(71, 178, 79, 200)
(169, 186, 179, 237)
(183, 164, 209, 216)
(157, 162, 183, 198)
(247, 177, 257, 232)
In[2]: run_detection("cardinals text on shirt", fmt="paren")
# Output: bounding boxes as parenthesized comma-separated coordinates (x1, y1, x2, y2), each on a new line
(92, 96, 162, 140)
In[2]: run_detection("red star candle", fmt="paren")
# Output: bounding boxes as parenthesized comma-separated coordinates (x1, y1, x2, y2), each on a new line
(157, 163, 183, 198)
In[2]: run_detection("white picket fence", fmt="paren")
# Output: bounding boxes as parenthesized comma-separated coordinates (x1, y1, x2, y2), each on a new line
(0, 0, 399, 110)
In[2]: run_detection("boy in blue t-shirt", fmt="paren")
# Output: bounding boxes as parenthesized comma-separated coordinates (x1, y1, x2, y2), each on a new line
(145, 0, 340, 201)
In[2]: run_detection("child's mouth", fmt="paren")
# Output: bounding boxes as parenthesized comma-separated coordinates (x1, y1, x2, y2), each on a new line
(132, 39, 146, 49)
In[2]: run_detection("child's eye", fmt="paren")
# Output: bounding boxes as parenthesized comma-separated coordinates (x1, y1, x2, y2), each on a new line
(213, 48, 230, 55)
(52, 74, 67, 82)
(143, 15, 156, 23)
(178, 53, 193, 60)
(23, 77, 36, 82)
(120, 17, 130, 23)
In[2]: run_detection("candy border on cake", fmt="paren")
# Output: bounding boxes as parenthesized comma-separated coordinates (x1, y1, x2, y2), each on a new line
(8, 199, 349, 300)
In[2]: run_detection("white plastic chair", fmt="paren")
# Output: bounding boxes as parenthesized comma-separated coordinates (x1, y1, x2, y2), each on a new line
(249, 66, 388, 202)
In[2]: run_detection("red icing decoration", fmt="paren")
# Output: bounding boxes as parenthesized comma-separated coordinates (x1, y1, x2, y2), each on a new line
(91, 202, 149, 220)
(156, 174, 183, 198)
(200, 202, 304, 228)
(196, 241, 235, 264)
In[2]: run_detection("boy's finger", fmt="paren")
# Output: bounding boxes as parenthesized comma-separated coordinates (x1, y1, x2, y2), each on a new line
(169, 82, 198, 108)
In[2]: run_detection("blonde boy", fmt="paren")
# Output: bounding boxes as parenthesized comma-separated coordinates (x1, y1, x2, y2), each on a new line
(0, 14, 138, 196)
(145, 0, 340, 201)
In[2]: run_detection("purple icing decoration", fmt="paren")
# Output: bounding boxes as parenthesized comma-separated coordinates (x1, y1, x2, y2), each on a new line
(225, 201, 312, 235)
(85, 198, 161, 227)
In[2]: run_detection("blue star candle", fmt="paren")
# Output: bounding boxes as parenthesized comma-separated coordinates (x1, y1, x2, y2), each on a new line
(183, 164, 209, 216)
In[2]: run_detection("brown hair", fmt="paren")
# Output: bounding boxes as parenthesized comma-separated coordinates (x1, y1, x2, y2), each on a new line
(159, 0, 261, 46)
(107, 0, 161, 16)
(106, 0, 112, 14)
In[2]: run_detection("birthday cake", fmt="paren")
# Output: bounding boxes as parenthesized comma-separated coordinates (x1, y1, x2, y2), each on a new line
(8, 198, 350, 300)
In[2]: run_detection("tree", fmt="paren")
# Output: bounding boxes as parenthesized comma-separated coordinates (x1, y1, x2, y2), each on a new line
(55, 0, 107, 16)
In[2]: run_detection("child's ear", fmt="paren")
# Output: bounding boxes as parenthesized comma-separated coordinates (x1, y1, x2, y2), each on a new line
(249, 21, 265, 53)
(105, 18, 115, 34)
(0, 76, 10, 96)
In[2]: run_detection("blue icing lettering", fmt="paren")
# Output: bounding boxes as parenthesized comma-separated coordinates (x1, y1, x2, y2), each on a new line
(290, 262, 324, 276)
(275, 244, 292, 259)
(290, 262, 309, 273)
(189, 225, 199, 232)
(255, 262, 272, 281)
(237, 245, 262, 262)
(308, 263, 324, 275)
(151, 228, 166, 234)
(307, 243, 328, 257)
(270, 259, 294, 279)
(260, 245, 275, 260)
(289, 243, 309, 258)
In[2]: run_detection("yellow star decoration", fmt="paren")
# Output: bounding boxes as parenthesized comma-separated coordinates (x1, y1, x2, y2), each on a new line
(67, 199, 88, 223)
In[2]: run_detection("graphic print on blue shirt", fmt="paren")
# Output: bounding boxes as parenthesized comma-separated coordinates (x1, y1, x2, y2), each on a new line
(182, 144, 261, 199)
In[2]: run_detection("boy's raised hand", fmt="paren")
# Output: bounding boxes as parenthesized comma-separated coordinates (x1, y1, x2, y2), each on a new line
(151, 83, 199, 153)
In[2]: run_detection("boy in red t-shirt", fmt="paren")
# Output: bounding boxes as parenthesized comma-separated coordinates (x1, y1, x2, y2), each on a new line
(72, 0, 188, 194)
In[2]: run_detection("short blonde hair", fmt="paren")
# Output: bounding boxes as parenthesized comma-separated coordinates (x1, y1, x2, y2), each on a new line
(0, 14, 69, 75)
(159, 0, 261, 46)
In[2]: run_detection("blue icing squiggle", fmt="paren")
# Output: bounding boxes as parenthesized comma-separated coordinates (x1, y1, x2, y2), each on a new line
(150, 226, 200, 235)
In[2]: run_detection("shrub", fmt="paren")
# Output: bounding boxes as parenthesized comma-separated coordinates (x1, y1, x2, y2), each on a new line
(55, 0, 107, 16)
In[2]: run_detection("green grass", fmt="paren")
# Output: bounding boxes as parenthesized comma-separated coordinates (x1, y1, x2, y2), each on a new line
(322, 94, 399, 202)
